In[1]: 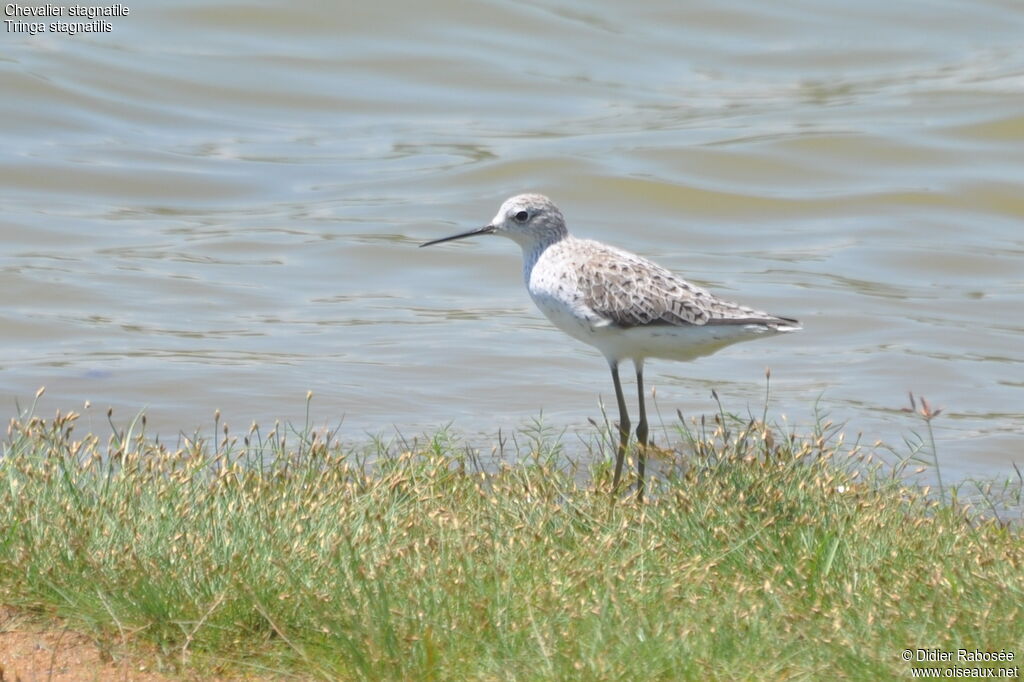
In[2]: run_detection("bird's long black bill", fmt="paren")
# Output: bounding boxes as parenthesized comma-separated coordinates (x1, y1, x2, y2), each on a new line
(419, 225, 495, 247)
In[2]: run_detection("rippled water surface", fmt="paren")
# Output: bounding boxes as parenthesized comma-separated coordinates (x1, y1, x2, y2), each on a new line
(2, 0, 1022, 480)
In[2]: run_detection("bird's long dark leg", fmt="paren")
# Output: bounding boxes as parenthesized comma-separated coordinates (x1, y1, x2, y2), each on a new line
(610, 362, 630, 495)
(635, 359, 648, 502)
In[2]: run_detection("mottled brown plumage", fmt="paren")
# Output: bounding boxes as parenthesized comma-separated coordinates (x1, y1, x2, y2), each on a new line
(576, 240, 797, 329)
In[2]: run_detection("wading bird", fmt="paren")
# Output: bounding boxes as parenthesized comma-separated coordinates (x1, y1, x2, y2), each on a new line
(421, 194, 800, 500)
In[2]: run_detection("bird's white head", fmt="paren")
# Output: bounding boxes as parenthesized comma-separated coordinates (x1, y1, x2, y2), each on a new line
(488, 194, 568, 248)
(420, 193, 569, 251)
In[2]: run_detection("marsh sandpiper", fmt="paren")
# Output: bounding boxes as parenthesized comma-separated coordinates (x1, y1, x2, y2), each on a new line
(421, 194, 800, 500)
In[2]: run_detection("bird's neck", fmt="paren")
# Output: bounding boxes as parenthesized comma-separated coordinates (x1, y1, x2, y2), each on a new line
(520, 233, 569, 284)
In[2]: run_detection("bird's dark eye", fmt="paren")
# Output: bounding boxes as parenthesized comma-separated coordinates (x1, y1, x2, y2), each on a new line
(514, 210, 529, 223)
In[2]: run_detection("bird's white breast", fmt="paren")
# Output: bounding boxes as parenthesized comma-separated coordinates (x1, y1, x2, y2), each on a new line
(525, 242, 605, 346)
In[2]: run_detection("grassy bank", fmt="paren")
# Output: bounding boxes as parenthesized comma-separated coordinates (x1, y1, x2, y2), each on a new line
(1, 398, 1022, 680)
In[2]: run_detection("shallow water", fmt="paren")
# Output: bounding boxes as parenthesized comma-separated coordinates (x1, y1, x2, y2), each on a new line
(2, 0, 1022, 481)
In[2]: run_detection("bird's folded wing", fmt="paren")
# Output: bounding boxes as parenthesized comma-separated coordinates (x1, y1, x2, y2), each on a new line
(579, 244, 791, 329)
